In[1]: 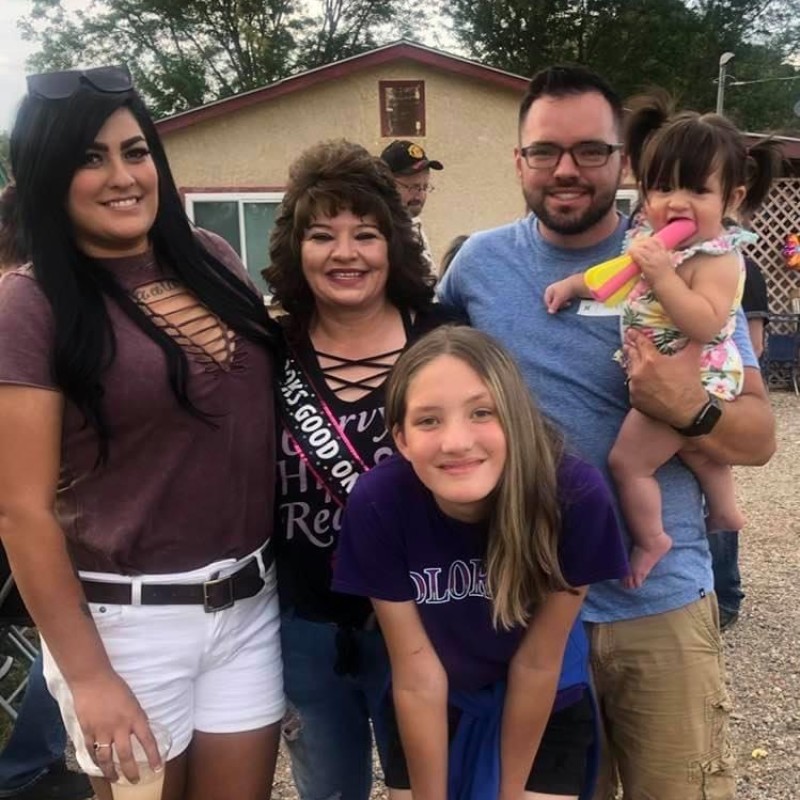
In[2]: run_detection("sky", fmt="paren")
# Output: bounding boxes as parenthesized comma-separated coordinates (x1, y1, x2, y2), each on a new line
(0, 0, 98, 132)
(0, 0, 37, 133)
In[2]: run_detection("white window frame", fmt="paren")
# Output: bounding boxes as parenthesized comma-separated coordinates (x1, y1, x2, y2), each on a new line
(185, 191, 284, 270)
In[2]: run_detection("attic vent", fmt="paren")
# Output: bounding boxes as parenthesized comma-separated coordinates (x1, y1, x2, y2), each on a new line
(380, 80, 426, 137)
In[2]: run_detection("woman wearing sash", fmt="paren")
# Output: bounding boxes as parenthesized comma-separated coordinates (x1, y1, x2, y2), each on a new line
(0, 67, 284, 800)
(266, 140, 452, 800)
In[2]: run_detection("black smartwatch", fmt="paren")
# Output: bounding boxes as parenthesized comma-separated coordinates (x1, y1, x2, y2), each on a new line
(673, 393, 722, 437)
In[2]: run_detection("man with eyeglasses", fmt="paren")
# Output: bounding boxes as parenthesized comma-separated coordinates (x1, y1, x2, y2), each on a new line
(380, 140, 443, 275)
(438, 65, 774, 800)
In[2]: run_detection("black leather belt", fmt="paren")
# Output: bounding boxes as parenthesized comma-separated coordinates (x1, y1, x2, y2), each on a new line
(81, 541, 274, 613)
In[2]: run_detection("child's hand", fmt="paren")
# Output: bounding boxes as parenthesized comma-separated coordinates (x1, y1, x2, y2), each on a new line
(628, 237, 674, 288)
(544, 279, 574, 314)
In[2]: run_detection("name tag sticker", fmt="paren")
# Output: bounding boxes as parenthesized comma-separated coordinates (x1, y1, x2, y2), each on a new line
(577, 300, 621, 317)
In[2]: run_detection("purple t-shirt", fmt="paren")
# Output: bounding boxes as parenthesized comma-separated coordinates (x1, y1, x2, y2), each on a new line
(333, 453, 628, 691)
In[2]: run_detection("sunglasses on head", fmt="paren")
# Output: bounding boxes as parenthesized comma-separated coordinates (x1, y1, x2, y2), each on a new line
(26, 65, 133, 100)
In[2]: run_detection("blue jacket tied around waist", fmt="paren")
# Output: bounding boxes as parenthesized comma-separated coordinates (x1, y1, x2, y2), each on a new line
(446, 619, 597, 800)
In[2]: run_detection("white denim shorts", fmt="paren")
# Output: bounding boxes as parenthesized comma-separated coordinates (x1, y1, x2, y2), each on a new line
(42, 543, 285, 775)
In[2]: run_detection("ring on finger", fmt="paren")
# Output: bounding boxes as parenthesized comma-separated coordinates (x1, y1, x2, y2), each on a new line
(93, 742, 112, 752)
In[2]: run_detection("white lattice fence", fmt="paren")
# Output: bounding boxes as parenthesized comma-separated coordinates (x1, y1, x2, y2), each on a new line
(749, 178, 800, 389)
(749, 178, 800, 315)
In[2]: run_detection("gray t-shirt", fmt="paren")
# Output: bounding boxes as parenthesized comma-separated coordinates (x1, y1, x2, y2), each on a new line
(0, 231, 275, 575)
(437, 213, 757, 623)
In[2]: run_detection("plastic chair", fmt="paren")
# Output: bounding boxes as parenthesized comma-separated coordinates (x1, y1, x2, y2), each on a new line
(763, 313, 800, 395)
(0, 551, 38, 722)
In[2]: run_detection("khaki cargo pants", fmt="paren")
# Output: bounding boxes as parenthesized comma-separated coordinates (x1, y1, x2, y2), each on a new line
(588, 593, 735, 800)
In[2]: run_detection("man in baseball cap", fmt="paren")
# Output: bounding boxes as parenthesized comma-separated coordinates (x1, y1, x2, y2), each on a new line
(380, 140, 443, 274)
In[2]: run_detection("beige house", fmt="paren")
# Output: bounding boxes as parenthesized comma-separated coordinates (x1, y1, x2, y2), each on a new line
(157, 41, 529, 290)
(157, 41, 800, 315)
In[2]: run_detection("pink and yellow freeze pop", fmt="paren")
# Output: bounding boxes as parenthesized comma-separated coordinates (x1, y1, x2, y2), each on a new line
(585, 218, 698, 306)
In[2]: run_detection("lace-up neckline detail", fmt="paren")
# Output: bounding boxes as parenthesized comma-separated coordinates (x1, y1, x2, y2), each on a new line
(134, 279, 236, 370)
(315, 346, 404, 402)
(96, 250, 237, 372)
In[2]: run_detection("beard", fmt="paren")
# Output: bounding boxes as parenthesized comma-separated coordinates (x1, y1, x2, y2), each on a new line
(523, 174, 620, 236)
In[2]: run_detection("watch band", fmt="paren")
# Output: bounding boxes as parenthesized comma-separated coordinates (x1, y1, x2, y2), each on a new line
(673, 393, 723, 437)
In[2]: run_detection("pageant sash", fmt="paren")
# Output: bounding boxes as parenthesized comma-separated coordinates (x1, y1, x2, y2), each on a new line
(278, 348, 369, 507)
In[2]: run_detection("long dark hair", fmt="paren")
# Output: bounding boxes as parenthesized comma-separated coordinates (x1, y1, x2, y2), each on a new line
(264, 139, 434, 333)
(0, 185, 21, 270)
(3, 85, 278, 462)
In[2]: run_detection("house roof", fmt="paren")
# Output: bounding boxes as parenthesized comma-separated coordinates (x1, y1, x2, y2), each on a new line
(745, 132, 800, 162)
(154, 39, 800, 163)
(155, 40, 529, 135)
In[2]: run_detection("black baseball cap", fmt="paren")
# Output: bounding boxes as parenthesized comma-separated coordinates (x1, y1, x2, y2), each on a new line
(380, 140, 444, 176)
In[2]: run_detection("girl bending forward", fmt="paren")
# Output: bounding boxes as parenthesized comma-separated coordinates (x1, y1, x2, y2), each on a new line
(333, 326, 628, 800)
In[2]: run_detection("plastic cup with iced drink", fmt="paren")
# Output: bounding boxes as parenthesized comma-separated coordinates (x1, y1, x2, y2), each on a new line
(110, 720, 172, 800)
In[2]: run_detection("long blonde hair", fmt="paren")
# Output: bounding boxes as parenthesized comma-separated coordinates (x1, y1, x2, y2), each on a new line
(385, 326, 572, 629)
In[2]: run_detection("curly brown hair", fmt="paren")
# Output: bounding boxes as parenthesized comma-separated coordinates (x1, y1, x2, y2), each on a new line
(263, 140, 434, 330)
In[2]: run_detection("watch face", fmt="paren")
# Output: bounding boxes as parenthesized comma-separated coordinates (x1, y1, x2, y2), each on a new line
(696, 400, 722, 435)
(678, 395, 722, 436)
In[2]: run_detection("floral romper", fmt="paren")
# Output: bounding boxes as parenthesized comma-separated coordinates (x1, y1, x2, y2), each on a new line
(619, 222, 757, 401)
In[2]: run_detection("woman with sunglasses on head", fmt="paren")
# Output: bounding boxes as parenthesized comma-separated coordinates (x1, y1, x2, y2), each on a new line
(0, 66, 284, 800)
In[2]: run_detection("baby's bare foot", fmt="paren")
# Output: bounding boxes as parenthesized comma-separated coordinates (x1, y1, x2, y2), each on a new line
(706, 508, 746, 535)
(622, 533, 673, 589)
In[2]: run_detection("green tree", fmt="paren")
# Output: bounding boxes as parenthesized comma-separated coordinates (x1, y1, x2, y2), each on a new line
(684, 0, 800, 131)
(22, 0, 416, 118)
(297, 0, 399, 69)
(0, 132, 9, 175)
(444, 0, 694, 82)
(444, 0, 800, 131)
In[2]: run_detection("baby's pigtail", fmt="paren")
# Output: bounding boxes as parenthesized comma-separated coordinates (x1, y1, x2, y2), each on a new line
(624, 90, 673, 181)
(742, 140, 784, 216)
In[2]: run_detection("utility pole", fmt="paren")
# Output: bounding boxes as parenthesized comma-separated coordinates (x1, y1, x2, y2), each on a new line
(716, 52, 735, 115)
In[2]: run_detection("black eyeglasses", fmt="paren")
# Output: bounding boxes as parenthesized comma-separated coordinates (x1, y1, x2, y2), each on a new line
(519, 141, 623, 170)
(27, 65, 133, 100)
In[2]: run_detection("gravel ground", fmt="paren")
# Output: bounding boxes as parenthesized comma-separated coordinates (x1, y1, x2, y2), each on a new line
(57, 392, 798, 799)
(723, 392, 800, 799)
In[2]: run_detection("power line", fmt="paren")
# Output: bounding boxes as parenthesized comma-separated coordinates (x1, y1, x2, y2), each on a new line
(729, 75, 800, 87)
